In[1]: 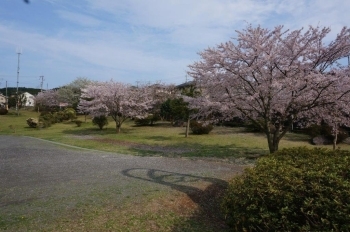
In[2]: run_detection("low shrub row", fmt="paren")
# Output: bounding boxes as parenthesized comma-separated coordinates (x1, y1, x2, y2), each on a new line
(27, 108, 77, 128)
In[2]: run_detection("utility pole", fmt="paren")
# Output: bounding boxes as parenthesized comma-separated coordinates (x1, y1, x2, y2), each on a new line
(39, 75, 44, 92)
(16, 50, 21, 116)
(5, 81, 8, 110)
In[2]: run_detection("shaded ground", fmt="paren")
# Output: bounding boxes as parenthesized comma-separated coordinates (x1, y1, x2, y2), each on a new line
(93, 137, 193, 155)
(0, 135, 246, 231)
(68, 134, 264, 163)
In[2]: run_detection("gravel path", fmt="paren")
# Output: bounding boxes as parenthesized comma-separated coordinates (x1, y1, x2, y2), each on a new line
(0, 135, 245, 229)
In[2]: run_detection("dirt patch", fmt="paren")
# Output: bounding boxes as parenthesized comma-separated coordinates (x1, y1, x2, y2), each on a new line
(60, 182, 229, 232)
(68, 135, 97, 140)
(67, 135, 194, 155)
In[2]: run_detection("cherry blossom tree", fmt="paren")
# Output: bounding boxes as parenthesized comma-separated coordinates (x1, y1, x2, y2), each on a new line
(79, 80, 152, 133)
(35, 90, 60, 109)
(306, 70, 350, 150)
(188, 25, 350, 153)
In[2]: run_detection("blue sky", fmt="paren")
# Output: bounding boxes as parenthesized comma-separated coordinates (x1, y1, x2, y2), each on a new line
(0, 0, 349, 89)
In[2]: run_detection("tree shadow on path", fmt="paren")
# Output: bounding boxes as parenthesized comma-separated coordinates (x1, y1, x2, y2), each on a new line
(122, 168, 239, 231)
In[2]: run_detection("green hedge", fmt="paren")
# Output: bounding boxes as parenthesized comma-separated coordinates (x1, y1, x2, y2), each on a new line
(222, 147, 350, 231)
(190, 120, 213, 135)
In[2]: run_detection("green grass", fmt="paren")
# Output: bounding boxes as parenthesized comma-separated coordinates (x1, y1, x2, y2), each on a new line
(1, 108, 350, 160)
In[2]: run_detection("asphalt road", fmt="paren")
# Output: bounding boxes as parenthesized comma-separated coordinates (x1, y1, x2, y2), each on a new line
(0, 135, 244, 229)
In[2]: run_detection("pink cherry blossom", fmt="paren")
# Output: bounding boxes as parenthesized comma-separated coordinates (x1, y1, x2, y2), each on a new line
(79, 80, 152, 133)
(188, 25, 350, 153)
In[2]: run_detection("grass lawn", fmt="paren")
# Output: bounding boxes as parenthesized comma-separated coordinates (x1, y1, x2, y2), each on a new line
(1, 108, 349, 160)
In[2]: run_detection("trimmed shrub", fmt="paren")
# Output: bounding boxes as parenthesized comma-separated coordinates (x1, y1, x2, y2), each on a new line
(26, 118, 39, 128)
(39, 111, 55, 128)
(134, 117, 151, 126)
(74, 120, 82, 127)
(306, 123, 349, 144)
(53, 111, 65, 123)
(221, 117, 245, 127)
(63, 108, 77, 121)
(0, 108, 8, 115)
(37, 109, 78, 127)
(135, 114, 161, 126)
(92, 115, 108, 130)
(190, 120, 213, 134)
(222, 147, 350, 231)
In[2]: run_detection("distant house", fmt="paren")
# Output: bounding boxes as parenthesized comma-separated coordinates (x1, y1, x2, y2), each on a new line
(21, 92, 35, 107)
(0, 93, 6, 107)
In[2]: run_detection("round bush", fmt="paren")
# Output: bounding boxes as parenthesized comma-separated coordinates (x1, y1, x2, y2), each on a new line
(134, 116, 152, 126)
(53, 111, 65, 123)
(222, 147, 350, 231)
(74, 120, 82, 127)
(190, 120, 213, 134)
(26, 118, 39, 128)
(63, 108, 77, 121)
(0, 108, 8, 115)
(92, 115, 108, 130)
(39, 111, 54, 127)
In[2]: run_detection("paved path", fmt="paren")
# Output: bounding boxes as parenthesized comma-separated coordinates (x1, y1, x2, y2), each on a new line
(0, 135, 244, 229)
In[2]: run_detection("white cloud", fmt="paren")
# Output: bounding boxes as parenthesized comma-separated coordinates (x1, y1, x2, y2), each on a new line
(87, 0, 273, 28)
(56, 10, 101, 27)
(84, 0, 350, 48)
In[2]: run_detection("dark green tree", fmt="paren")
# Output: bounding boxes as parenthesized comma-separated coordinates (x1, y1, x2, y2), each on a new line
(160, 84, 200, 137)
(92, 115, 108, 130)
(8, 97, 16, 108)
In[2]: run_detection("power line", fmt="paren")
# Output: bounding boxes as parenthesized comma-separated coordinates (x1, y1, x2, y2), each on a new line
(0, 74, 41, 77)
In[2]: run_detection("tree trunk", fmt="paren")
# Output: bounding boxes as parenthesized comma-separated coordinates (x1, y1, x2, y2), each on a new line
(267, 131, 280, 153)
(185, 118, 190, 138)
(116, 124, 121, 133)
(267, 138, 279, 153)
(333, 127, 338, 150)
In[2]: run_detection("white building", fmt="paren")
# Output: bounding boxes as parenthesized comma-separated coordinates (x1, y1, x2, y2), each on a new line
(0, 93, 6, 107)
(21, 92, 35, 107)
